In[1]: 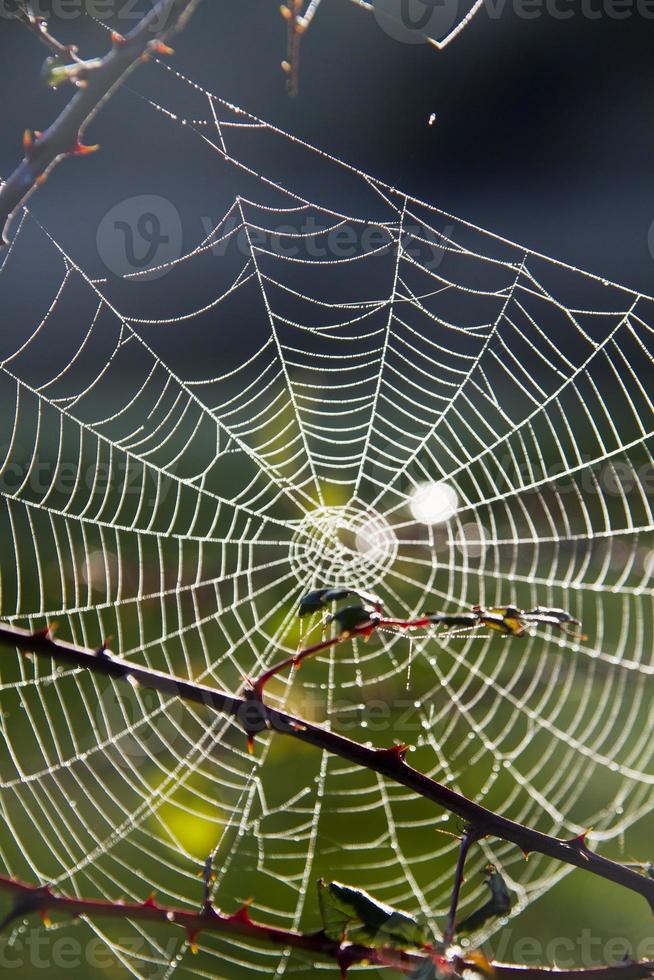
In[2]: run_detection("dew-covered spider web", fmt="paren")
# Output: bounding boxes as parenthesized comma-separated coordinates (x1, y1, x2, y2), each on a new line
(0, 46, 653, 980)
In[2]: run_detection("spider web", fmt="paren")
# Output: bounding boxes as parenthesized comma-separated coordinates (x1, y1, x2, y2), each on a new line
(0, 45, 653, 980)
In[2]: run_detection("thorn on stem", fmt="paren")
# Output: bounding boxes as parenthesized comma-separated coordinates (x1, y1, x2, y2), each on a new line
(96, 637, 112, 658)
(228, 900, 253, 926)
(336, 947, 355, 978)
(71, 138, 100, 157)
(142, 892, 158, 909)
(566, 830, 593, 858)
(0, 883, 55, 934)
(375, 742, 411, 763)
(35, 623, 58, 642)
(150, 40, 174, 56)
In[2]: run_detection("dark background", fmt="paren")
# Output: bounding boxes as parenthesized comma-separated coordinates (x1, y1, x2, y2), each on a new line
(1, 0, 653, 294)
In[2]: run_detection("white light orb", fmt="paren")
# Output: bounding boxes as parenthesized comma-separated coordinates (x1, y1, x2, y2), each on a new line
(408, 481, 458, 525)
(456, 522, 489, 559)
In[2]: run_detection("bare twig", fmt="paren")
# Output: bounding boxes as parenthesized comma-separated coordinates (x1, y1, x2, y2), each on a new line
(0, 0, 202, 244)
(12, 1, 79, 60)
(444, 826, 481, 945)
(0, 622, 652, 916)
(280, 0, 304, 96)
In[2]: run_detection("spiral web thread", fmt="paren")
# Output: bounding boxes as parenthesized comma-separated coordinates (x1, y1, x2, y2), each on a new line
(0, 47, 653, 980)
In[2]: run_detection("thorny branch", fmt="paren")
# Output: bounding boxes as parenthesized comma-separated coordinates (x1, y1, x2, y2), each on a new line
(0, 872, 653, 980)
(0, 0, 202, 244)
(444, 826, 482, 945)
(12, 1, 79, 59)
(0, 869, 422, 975)
(0, 620, 652, 920)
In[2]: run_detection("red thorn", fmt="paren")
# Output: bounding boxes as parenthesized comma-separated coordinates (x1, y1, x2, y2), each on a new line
(375, 743, 411, 763)
(23, 129, 34, 154)
(246, 734, 255, 755)
(566, 830, 593, 859)
(150, 40, 174, 56)
(336, 947, 358, 978)
(229, 902, 253, 926)
(96, 636, 113, 657)
(523, 850, 530, 860)
(111, 31, 127, 45)
(35, 623, 58, 641)
(142, 892, 158, 909)
(567, 831, 591, 848)
(39, 909, 52, 928)
(186, 929, 199, 954)
(71, 138, 100, 157)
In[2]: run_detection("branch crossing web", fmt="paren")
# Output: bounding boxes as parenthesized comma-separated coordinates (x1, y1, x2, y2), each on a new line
(0, 44, 653, 980)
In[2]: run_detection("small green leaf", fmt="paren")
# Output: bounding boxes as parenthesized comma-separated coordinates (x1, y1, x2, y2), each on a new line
(317, 879, 427, 949)
(456, 864, 513, 936)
